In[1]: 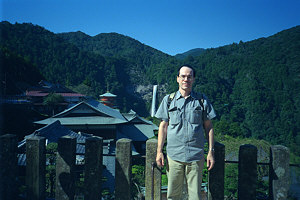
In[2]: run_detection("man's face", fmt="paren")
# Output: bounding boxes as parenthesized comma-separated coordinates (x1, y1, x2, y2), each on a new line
(177, 66, 195, 91)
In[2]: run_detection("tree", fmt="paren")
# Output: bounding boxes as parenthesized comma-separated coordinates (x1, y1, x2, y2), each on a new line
(43, 93, 65, 116)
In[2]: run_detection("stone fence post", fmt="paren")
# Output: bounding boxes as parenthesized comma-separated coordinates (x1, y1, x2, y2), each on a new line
(238, 144, 257, 200)
(208, 142, 225, 200)
(145, 139, 161, 200)
(84, 136, 103, 200)
(0, 134, 18, 200)
(55, 136, 76, 200)
(115, 138, 132, 200)
(26, 136, 46, 200)
(269, 145, 290, 200)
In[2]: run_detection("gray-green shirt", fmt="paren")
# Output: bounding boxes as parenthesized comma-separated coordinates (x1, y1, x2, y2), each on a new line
(155, 91, 216, 162)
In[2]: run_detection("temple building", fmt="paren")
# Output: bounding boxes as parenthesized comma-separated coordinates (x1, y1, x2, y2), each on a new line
(20, 98, 158, 193)
(34, 99, 157, 154)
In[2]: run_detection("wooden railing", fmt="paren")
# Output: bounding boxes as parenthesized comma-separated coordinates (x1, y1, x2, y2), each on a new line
(0, 134, 292, 200)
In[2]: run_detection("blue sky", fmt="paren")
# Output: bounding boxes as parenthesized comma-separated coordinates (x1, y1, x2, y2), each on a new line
(1, 0, 300, 55)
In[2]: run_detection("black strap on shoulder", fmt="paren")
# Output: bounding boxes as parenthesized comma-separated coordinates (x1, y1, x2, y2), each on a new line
(167, 92, 176, 120)
(199, 94, 205, 111)
(167, 92, 176, 109)
(167, 92, 204, 110)
(167, 92, 205, 121)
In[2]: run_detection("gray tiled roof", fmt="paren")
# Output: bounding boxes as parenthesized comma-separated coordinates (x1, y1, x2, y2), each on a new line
(117, 124, 155, 141)
(122, 110, 158, 127)
(35, 116, 127, 125)
(20, 120, 92, 145)
(35, 100, 128, 125)
(99, 92, 117, 97)
(18, 120, 93, 166)
(54, 101, 126, 120)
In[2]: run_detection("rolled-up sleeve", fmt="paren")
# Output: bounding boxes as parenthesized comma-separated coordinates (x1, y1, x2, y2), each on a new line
(155, 95, 169, 122)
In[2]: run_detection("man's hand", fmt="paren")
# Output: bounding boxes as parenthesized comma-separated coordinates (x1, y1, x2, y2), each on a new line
(156, 152, 165, 168)
(207, 151, 215, 170)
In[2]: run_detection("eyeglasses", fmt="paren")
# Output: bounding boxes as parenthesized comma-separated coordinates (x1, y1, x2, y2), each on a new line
(178, 75, 193, 80)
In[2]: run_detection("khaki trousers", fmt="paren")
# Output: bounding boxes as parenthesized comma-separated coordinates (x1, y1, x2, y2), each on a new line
(167, 156, 205, 200)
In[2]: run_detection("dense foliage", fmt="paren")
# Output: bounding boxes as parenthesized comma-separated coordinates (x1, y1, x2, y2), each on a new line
(1, 21, 299, 154)
(0, 21, 161, 114)
(0, 47, 45, 94)
(186, 28, 300, 150)
(174, 48, 206, 60)
(146, 26, 300, 152)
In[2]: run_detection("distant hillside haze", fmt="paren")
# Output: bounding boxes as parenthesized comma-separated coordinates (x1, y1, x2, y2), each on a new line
(1, 21, 299, 154)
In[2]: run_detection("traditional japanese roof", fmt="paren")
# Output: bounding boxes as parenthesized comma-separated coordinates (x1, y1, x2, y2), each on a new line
(34, 101, 158, 143)
(99, 92, 117, 97)
(117, 124, 155, 141)
(17, 120, 140, 167)
(26, 91, 85, 97)
(122, 110, 153, 125)
(18, 120, 92, 149)
(18, 120, 93, 166)
(35, 101, 127, 125)
(26, 81, 85, 97)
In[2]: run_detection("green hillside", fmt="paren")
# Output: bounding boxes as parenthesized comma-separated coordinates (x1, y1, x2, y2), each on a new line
(179, 26, 300, 151)
(58, 31, 173, 100)
(0, 47, 45, 94)
(175, 48, 206, 60)
(58, 31, 171, 64)
(1, 21, 299, 154)
(147, 26, 300, 153)
(0, 21, 159, 114)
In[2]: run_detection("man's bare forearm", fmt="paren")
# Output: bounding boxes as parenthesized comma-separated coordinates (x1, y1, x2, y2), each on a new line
(204, 120, 215, 170)
(208, 127, 214, 151)
(157, 120, 168, 153)
(204, 120, 214, 151)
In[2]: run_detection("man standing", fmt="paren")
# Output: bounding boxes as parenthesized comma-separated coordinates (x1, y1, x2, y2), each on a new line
(155, 65, 216, 200)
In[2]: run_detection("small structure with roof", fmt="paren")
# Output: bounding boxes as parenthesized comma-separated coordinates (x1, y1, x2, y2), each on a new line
(99, 91, 117, 108)
(34, 100, 158, 154)
(35, 100, 127, 139)
(26, 80, 85, 104)
(18, 120, 141, 193)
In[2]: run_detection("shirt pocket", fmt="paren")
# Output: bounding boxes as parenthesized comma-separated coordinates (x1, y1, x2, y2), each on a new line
(189, 106, 203, 124)
(168, 106, 180, 125)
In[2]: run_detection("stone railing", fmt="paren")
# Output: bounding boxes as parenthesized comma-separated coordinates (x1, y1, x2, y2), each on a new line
(0, 134, 291, 200)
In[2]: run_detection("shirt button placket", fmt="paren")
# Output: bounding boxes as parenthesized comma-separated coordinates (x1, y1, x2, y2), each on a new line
(183, 100, 189, 160)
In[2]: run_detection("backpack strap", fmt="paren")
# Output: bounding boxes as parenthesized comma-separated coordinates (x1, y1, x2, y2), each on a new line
(167, 92, 205, 120)
(199, 94, 205, 113)
(167, 92, 176, 109)
(167, 92, 176, 120)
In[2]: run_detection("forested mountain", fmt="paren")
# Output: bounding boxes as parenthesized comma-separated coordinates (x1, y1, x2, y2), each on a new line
(175, 48, 206, 60)
(173, 26, 300, 152)
(0, 21, 170, 114)
(0, 47, 45, 95)
(1, 21, 299, 154)
(58, 31, 170, 65)
(0, 21, 106, 91)
(58, 31, 173, 99)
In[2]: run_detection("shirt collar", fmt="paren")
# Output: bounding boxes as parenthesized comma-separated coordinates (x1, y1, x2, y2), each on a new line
(175, 91, 182, 100)
(175, 90, 198, 100)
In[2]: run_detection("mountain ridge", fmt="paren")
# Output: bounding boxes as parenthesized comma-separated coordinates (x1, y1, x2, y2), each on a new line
(175, 48, 206, 59)
(1, 22, 300, 153)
